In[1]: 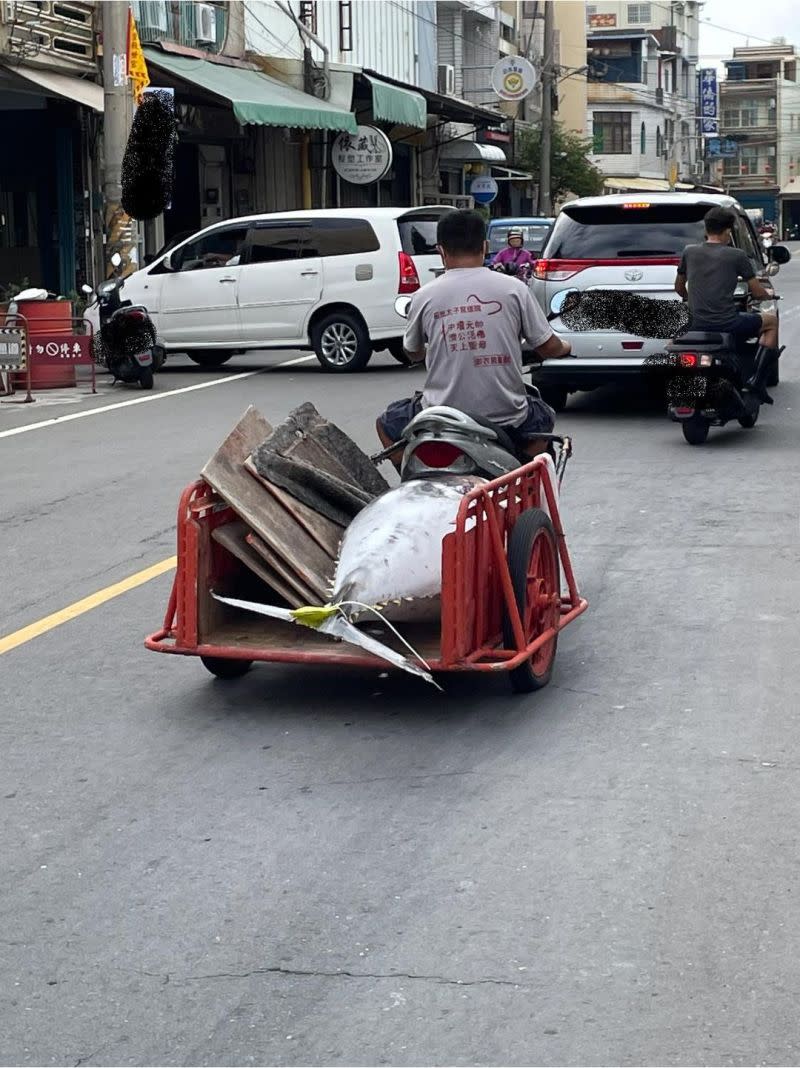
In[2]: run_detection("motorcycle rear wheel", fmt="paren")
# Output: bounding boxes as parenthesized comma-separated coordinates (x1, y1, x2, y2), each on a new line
(681, 414, 710, 445)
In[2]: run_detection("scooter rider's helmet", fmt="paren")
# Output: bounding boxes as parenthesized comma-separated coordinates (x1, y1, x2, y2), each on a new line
(507, 226, 524, 245)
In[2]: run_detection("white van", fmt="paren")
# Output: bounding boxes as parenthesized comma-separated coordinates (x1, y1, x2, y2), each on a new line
(112, 206, 453, 373)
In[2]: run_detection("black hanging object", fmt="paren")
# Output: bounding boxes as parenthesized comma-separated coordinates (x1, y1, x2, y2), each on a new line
(121, 90, 177, 221)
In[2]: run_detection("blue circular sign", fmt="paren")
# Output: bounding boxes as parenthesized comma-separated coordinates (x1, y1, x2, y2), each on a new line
(470, 175, 498, 204)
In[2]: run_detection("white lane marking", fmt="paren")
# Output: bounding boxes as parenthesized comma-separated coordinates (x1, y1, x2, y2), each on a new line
(0, 355, 316, 440)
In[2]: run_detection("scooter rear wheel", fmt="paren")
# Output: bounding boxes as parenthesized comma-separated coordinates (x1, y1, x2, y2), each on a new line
(682, 414, 710, 445)
(139, 367, 154, 390)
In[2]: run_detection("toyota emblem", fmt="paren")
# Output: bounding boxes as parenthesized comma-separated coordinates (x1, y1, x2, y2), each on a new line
(624, 268, 644, 282)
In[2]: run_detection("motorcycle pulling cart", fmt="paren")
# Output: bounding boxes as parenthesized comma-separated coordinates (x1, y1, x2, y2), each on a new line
(145, 445, 588, 694)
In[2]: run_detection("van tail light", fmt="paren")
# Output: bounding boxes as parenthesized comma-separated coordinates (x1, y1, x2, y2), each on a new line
(398, 252, 420, 294)
(534, 259, 586, 281)
(679, 352, 699, 368)
(413, 441, 465, 468)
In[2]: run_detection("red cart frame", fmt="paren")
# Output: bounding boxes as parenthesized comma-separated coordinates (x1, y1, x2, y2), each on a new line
(145, 456, 587, 682)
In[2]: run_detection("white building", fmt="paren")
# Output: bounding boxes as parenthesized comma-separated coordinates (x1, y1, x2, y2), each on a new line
(584, 0, 702, 190)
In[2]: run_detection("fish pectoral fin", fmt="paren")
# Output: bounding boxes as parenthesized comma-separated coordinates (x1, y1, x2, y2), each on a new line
(319, 614, 438, 688)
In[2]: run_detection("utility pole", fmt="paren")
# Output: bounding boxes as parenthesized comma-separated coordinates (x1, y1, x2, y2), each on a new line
(101, 1, 136, 278)
(538, 0, 554, 216)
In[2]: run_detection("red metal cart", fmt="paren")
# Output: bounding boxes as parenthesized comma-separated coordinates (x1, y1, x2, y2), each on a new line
(145, 455, 588, 693)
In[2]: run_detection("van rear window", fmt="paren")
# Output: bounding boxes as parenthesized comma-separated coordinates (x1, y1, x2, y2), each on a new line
(397, 215, 443, 255)
(545, 203, 711, 259)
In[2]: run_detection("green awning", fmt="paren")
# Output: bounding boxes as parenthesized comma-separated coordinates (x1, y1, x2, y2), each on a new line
(364, 73, 427, 129)
(144, 49, 357, 133)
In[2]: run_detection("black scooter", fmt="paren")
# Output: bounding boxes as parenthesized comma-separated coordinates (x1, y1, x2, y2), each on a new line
(85, 255, 162, 390)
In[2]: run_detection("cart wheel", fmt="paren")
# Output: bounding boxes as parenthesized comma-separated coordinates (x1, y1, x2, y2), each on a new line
(201, 656, 253, 679)
(502, 508, 560, 694)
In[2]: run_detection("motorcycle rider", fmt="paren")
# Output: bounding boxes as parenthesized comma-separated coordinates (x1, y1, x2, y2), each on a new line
(675, 206, 781, 403)
(490, 225, 535, 281)
(376, 210, 572, 469)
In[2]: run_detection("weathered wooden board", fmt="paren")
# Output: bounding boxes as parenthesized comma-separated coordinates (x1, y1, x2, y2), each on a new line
(211, 521, 304, 609)
(244, 456, 343, 561)
(200, 406, 333, 600)
(246, 533, 324, 605)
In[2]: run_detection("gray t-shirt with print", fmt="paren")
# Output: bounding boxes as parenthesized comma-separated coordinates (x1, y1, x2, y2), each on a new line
(403, 268, 553, 428)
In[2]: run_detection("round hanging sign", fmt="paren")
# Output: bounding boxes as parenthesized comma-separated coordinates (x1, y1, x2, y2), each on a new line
(470, 175, 498, 204)
(491, 56, 537, 102)
(331, 125, 393, 185)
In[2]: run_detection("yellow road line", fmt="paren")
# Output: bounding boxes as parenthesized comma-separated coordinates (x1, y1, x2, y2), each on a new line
(0, 555, 177, 657)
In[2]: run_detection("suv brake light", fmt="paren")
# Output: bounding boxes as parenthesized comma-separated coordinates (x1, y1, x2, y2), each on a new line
(398, 252, 420, 294)
(534, 259, 586, 281)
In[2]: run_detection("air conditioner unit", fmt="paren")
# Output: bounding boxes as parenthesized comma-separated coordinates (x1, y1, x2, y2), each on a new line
(438, 64, 456, 96)
(139, 0, 169, 32)
(195, 3, 217, 44)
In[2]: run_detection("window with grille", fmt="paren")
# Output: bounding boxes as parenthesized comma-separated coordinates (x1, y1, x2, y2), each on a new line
(627, 3, 651, 24)
(339, 1, 352, 52)
(299, 1, 317, 35)
(593, 111, 632, 154)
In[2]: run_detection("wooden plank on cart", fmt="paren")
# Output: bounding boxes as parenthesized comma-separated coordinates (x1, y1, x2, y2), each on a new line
(246, 532, 323, 606)
(201, 406, 334, 601)
(211, 521, 305, 609)
(243, 456, 344, 561)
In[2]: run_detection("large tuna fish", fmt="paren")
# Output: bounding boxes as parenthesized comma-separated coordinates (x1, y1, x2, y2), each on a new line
(214, 458, 560, 685)
(214, 475, 485, 684)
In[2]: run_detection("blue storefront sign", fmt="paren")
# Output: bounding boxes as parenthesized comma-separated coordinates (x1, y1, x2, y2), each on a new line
(699, 68, 718, 135)
(706, 137, 738, 159)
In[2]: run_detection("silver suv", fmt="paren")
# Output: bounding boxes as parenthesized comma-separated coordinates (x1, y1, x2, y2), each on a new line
(529, 192, 781, 410)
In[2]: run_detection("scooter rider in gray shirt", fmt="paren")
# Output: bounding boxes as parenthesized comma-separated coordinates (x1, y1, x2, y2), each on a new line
(675, 206, 781, 403)
(376, 210, 572, 470)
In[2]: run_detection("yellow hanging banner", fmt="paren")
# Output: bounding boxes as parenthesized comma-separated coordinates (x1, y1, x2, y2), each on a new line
(127, 8, 150, 104)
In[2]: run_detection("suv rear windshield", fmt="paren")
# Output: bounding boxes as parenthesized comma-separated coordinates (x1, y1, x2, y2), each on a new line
(396, 213, 447, 255)
(488, 224, 551, 255)
(545, 203, 714, 259)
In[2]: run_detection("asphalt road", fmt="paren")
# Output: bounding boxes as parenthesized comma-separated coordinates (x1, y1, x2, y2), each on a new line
(3, 261, 800, 1067)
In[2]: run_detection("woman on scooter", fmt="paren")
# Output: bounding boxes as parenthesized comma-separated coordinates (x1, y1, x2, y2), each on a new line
(490, 227, 535, 282)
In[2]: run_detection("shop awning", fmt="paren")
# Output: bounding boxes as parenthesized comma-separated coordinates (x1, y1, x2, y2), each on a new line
(10, 65, 103, 112)
(144, 49, 357, 133)
(363, 73, 427, 129)
(604, 176, 698, 192)
(440, 140, 507, 163)
(492, 165, 533, 181)
(363, 68, 501, 127)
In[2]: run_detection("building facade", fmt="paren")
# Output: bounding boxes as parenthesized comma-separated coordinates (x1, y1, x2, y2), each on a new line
(718, 45, 800, 237)
(0, 0, 102, 298)
(584, 0, 701, 191)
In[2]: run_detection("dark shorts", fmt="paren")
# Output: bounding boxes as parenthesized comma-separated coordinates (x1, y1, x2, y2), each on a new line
(378, 391, 556, 446)
(691, 312, 763, 339)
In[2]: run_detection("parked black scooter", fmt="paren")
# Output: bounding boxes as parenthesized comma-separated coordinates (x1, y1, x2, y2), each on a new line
(85, 254, 162, 390)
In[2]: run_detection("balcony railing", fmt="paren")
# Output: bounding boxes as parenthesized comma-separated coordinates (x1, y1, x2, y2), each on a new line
(133, 0, 227, 54)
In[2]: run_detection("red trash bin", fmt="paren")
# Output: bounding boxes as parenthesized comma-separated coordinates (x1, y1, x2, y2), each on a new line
(8, 299, 76, 389)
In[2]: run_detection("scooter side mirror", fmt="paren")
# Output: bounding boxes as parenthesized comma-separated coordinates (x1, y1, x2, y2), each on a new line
(81, 284, 94, 295)
(769, 244, 791, 265)
(110, 252, 123, 268)
(394, 296, 412, 319)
